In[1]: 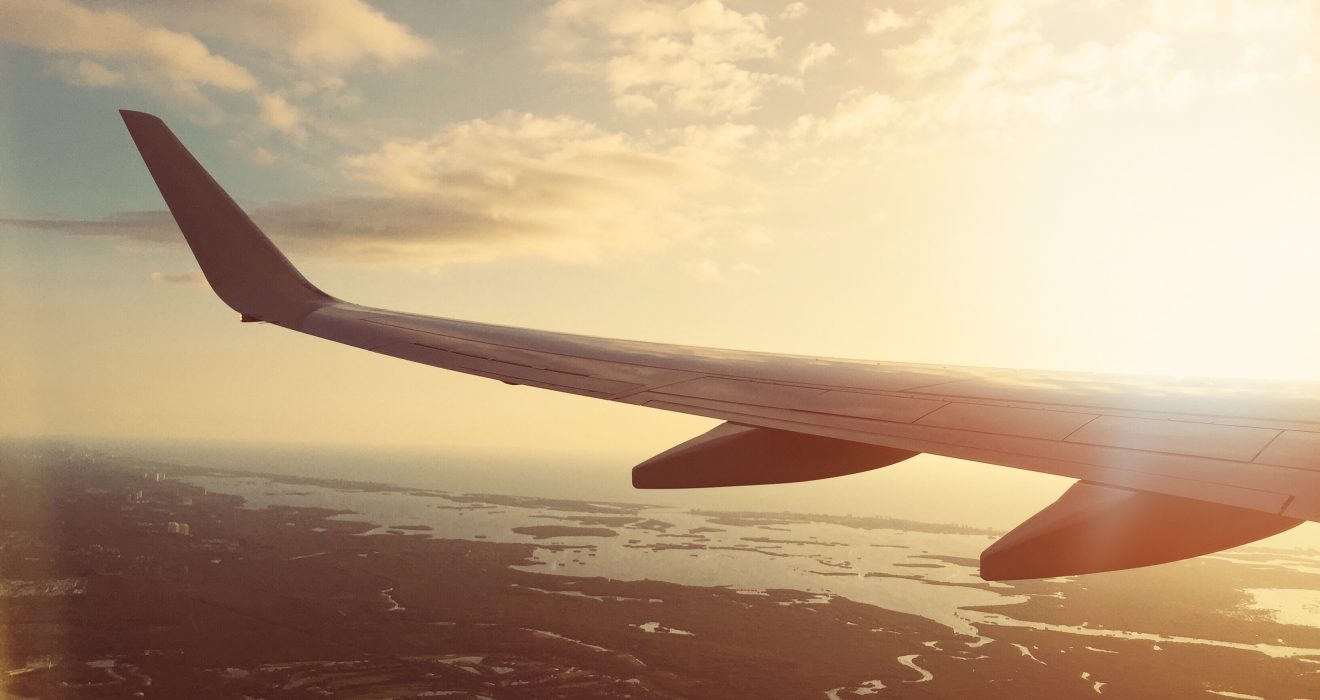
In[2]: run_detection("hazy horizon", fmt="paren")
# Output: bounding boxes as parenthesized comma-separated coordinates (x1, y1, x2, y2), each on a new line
(10, 434, 1320, 556)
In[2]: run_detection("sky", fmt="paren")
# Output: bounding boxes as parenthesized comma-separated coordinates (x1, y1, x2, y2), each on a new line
(6, 0, 1320, 531)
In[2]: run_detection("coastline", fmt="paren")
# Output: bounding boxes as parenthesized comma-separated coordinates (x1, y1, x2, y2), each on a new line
(3, 441, 1320, 698)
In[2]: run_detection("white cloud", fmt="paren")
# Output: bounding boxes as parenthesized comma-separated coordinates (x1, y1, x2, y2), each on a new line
(55, 58, 123, 87)
(1149, 0, 1312, 34)
(539, 0, 795, 117)
(0, 0, 258, 101)
(798, 42, 837, 73)
(0, 0, 430, 136)
(248, 146, 277, 166)
(684, 257, 761, 281)
(737, 0, 1315, 164)
(855, 0, 1278, 139)
(1157, 68, 1200, 104)
(865, 7, 908, 35)
(780, 2, 808, 21)
(159, 0, 431, 74)
(1225, 71, 1260, 93)
(337, 112, 721, 262)
(731, 260, 761, 276)
(150, 270, 205, 287)
(1226, 0, 1313, 33)
(670, 122, 761, 165)
(17, 0, 1316, 274)
(257, 92, 304, 140)
(7, 112, 750, 267)
(1058, 40, 1110, 77)
(615, 92, 659, 115)
(1149, 0, 1220, 30)
(792, 90, 900, 142)
(685, 258, 723, 281)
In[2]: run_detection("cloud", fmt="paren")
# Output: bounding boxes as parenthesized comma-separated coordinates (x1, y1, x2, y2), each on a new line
(791, 90, 900, 142)
(731, 260, 761, 276)
(18, 0, 1312, 276)
(3, 210, 177, 244)
(4, 113, 746, 267)
(0, 0, 258, 101)
(684, 257, 760, 281)
(747, 0, 1320, 166)
(669, 122, 761, 165)
(685, 258, 723, 281)
(844, 0, 1297, 140)
(539, 0, 795, 116)
(150, 270, 205, 287)
(0, 0, 430, 136)
(333, 112, 726, 262)
(248, 146, 277, 166)
(156, 0, 431, 75)
(865, 8, 908, 35)
(798, 42, 836, 73)
(55, 58, 124, 87)
(780, 2, 808, 21)
(257, 92, 304, 141)
(1149, 0, 1312, 34)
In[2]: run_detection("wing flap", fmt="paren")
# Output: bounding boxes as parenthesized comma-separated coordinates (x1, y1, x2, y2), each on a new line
(916, 402, 1098, 441)
(981, 481, 1303, 580)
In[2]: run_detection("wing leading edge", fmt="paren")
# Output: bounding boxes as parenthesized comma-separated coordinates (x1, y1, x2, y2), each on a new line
(121, 110, 1319, 580)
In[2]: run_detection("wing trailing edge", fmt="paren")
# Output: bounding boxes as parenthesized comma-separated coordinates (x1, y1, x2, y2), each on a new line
(981, 481, 1303, 581)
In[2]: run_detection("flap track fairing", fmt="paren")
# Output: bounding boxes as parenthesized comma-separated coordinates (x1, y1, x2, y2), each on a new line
(633, 422, 918, 488)
(981, 480, 1302, 580)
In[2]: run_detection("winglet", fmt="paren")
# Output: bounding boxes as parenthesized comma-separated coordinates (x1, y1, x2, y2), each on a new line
(120, 110, 334, 326)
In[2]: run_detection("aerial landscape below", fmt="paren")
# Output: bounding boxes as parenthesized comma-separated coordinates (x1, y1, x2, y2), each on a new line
(2, 440, 1319, 698)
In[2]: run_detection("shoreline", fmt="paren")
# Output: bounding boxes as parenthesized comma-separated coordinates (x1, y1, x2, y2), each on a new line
(3, 442, 1320, 698)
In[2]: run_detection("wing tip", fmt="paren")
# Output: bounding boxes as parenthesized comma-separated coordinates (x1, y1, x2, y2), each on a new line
(119, 109, 162, 129)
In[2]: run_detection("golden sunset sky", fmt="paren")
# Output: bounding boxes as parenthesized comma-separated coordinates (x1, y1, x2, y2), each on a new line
(6, 0, 1320, 531)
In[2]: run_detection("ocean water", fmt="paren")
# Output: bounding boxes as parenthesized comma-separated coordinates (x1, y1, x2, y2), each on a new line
(74, 436, 1038, 527)
(178, 469, 1320, 659)
(61, 436, 1320, 551)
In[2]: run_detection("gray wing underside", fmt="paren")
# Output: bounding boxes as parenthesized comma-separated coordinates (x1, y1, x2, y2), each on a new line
(120, 108, 1320, 579)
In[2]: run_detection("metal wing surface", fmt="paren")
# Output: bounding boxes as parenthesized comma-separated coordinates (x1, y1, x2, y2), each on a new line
(121, 109, 1320, 580)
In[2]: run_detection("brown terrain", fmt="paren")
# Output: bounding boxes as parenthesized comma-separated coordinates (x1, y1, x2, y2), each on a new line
(1, 443, 1319, 698)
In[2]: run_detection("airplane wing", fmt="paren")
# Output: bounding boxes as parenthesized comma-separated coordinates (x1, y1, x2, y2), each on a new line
(121, 110, 1320, 580)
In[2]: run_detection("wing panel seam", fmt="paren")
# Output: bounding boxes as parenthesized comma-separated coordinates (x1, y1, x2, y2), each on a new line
(1250, 429, 1286, 463)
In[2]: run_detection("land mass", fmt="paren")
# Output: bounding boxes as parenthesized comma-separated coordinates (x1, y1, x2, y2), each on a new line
(2, 442, 1318, 699)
